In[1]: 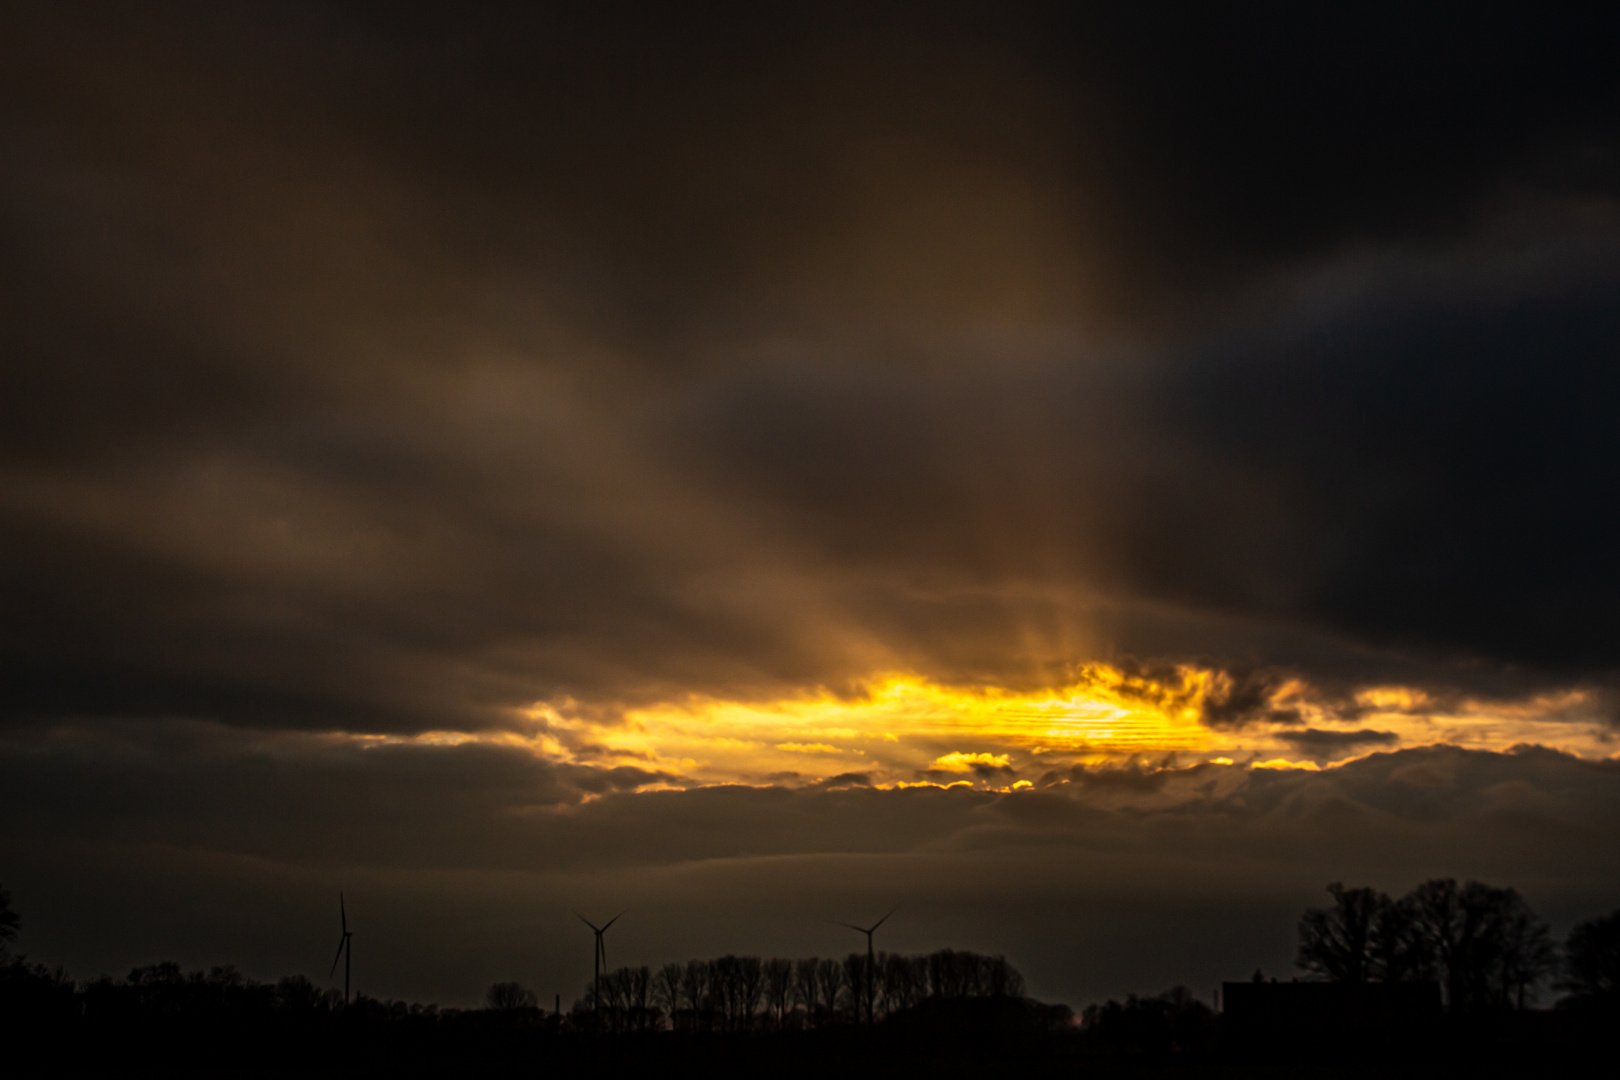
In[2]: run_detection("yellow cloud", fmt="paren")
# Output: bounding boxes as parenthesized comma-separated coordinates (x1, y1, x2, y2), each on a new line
(508, 664, 1619, 787)
(930, 751, 1012, 772)
(1355, 686, 1431, 711)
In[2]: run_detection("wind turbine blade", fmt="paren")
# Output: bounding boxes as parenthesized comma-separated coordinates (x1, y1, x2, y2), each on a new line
(601, 911, 625, 931)
(576, 912, 602, 932)
(329, 937, 347, 978)
(838, 923, 864, 933)
(340, 892, 347, 933)
(871, 908, 895, 931)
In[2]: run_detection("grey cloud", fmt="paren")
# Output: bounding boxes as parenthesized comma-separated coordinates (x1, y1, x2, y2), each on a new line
(1044, 761, 1212, 793)
(1277, 728, 1401, 756)
(815, 772, 873, 789)
(1198, 670, 1299, 729)
(5, 4, 1620, 740)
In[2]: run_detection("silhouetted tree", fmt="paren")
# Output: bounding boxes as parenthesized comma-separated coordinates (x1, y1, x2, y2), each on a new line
(1370, 894, 1432, 982)
(764, 957, 793, 1027)
(814, 957, 843, 1020)
(1494, 891, 1557, 1009)
(841, 952, 869, 1019)
(653, 962, 682, 1020)
(1562, 908, 1620, 1000)
(736, 956, 764, 1029)
(1407, 878, 1471, 1007)
(710, 955, 740, 1029)
(984, 955, 1024, 998)
(879, 952, 918, 1013)
(485, 981, 537, 1011)
(1403, 878, 1554, 1010)
(792, 957, 819, 1020)
(1297, 882, 1387, 981)
(680, 959, 711, 1030)
(929, 949, 977, 998)
(1295, 877, 1555, 1008)
(624, 966, 654, 1030)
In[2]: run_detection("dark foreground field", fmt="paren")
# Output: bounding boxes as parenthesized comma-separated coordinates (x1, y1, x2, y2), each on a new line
(7, 999, 1615, 1080)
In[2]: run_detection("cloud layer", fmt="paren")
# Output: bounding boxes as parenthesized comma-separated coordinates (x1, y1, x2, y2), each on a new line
(6, 4, 1620, 731)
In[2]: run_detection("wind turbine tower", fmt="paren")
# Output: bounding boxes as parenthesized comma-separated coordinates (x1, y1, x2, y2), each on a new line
(842, 909, 893, 1025)
(330, 893, 354, 1005)
(576, 911, 622, 1028)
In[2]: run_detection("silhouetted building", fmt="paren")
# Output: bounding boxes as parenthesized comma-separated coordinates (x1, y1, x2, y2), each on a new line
(1222, 980, 1441, 1046)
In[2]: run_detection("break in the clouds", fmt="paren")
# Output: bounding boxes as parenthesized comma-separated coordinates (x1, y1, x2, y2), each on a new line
(4, 2, 1620, 1003)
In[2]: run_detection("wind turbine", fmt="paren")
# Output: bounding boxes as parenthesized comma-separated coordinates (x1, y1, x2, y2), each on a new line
(576, 911, 622, 1028)
(841, 909, 894, 1025)
(329, 893, 353, 1006)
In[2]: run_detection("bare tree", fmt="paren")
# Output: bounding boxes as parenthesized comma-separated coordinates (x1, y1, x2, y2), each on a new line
(928, 948, 966, 998)
(1492, 889, 1556, 1009)
(884, 953, 926, 1010)
(1398, 878, 1556, 1010)
(764, 958, 793, 1027)
(985, 955, 1024, 998)
(626, 965, 654, 1030)
(592, 968, 625, 1031)
(710, 955, 741, 1030)
(1371, 894, 1432, 982)
(681, 958, 711, 1025)
(486, 981, 537, 1011)
(814, 957, 844, 1018)
(877, 952, 904, 1014)
(793, 958, 819, 1020)
(654, 962, 683, 1023)
(1297, 882, 1387, 982)
(1408, 878, 1475, 1008)
(841, 953, 869, 1018)
(737, 956, 764, 1030)
(1562, 908, 1620, 999)
(960, 952, 989, 997)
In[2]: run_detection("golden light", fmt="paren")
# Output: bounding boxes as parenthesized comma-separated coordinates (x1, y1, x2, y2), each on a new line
(931, 752, 1013, 772)
(490, 663, 1620, 789)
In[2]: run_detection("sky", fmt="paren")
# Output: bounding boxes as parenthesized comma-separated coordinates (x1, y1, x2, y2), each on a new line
(4, 2, 1620, 1010)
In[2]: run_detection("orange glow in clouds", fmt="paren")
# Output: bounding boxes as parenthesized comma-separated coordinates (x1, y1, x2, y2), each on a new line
(509, 664, 1618, 788)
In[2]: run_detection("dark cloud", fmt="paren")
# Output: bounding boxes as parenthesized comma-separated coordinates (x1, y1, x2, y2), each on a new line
(4, 4, 1620, 732)
(1198, 671, 1299, 729)
(1044, 761, 1210, 793)
(1277, 729, 1401, 756)
(915, 764, 1015, 783)
(816, 772, 874, 789)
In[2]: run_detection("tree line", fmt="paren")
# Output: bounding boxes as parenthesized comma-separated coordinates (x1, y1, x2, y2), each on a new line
(562, 948, 1026, 1032)
(2, 883, 1046, 1051)
(4, 876, 1619, 1056)
(1293, 878, 1618, 1011)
